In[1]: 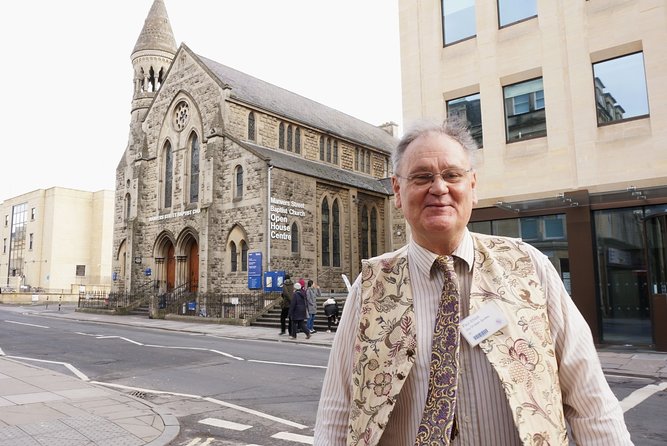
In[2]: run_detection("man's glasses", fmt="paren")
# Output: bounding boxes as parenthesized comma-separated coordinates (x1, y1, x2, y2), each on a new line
(396, 167, 472, 187)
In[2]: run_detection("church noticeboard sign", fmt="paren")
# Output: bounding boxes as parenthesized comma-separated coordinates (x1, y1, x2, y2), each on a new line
(269, 197, 305, 240)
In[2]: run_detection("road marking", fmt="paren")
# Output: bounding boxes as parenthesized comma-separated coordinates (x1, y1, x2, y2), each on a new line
(5, 320, 50, 329)
(199, 417, 252, 431)
(7, 356, 89, 381)
(271, 431, 314, 444)
(0, 347, 5, 355)
(203, 397, 308, 430)
(184, 438, 215, 446)
(620, 381, 667, 412)
(97, 335, 144, 346)
(90, 382, 307, 429)
(248, 359, 326, 369)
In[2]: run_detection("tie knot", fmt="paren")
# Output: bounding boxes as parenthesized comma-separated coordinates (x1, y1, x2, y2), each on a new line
(434, 255, 455, 273)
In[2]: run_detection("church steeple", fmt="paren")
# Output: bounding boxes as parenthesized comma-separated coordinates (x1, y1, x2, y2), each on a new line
(131, 0, 177, 102)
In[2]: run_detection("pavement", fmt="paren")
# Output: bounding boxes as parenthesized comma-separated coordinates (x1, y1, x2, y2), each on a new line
(1, 303, 667, 445)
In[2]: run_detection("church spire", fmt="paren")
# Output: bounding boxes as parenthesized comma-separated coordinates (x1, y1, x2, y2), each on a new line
(131, 0, 177, 100)
(132, 0, 177, 56)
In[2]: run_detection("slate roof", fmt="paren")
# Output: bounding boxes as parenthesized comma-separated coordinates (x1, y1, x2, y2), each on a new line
(242, 141, 393, 196)
(195, 52, 398, 154)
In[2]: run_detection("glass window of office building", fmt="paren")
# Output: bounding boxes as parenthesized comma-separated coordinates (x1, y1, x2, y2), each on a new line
(442, 0, 476, 45)
(498, 0, 537, 27)
(469, 214, 569, 290)
(447, 93, 483, 148)
(593, 52, 649, 125)
(503, 78, 546, 142)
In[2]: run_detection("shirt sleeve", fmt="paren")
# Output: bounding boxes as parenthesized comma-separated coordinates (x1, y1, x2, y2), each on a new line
(314, 275, 362, 445)
(530, 247, 633, 445)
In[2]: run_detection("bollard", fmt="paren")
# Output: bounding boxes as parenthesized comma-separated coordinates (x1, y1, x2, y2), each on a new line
(45, 295, 49, 310)
(58, 295, 62, 311)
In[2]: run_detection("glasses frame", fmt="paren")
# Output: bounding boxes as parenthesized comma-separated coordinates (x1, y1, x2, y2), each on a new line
(395, 167, 473, 187)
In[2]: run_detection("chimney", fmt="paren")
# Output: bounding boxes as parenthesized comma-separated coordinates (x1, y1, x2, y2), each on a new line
(378, 121, 398, 137)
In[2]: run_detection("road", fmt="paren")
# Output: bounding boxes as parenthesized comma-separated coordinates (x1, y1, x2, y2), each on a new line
(1, 306, 666, 445)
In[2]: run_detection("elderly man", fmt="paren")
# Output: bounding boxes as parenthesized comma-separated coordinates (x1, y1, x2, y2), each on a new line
(314, 120, 632, 445)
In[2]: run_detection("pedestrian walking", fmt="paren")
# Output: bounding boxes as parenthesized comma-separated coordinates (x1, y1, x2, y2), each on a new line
(289, 280, 310, 339)
(279, 274, 294, 336)
(306, 279, 320, 333)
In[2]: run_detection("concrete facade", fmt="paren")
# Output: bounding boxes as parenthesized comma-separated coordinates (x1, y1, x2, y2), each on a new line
(398, 0, 667, 349)
(0, 187, 113, 292)
(113, 1, 404, 297)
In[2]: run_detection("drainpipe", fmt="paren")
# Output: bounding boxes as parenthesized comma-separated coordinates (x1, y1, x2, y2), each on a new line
(267, 164, 273, 272)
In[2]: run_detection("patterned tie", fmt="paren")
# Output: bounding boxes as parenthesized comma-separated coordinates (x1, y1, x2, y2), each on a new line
(414, 255, 460, 445)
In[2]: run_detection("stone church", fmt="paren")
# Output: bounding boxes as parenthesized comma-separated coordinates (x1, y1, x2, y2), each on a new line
(112, 0, 404, 297)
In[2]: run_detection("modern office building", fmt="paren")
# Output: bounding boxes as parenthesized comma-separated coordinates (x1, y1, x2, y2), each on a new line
(0, 188, 114, 292)
(112, 1, 402, 299)
(399, 0, 667, 350)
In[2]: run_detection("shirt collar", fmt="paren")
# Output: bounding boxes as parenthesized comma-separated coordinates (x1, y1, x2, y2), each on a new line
(407, 229, 474, 275)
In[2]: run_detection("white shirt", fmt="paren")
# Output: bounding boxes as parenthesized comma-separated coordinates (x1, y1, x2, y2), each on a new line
(314, 230, 632, 445)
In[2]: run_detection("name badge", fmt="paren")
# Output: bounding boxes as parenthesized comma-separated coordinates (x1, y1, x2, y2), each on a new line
(460, 302, 508, 347)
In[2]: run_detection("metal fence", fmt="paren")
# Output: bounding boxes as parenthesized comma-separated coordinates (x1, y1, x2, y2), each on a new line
(78, 288, 282, 323)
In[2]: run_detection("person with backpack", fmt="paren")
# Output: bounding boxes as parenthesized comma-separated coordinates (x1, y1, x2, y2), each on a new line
(323, 296, 339, 333)
(279, 274, 294, 336)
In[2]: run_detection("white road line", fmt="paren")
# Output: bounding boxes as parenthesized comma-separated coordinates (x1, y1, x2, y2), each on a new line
(199, 417, 252, 431)
(96, 335, 144, 346)
(0, 347, 5, 356)
(5, 320, 50, 329)
(203, 397, 308, 430)
(248, 359, 326, 369)
(271, 431, 314, 444)
(91, 381, 201, 399)
(7, 356, 89, 381)
(620, 381, 667, 412)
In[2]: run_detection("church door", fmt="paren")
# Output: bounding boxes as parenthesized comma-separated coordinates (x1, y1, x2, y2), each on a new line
(189, 241, 199, 292)
(166, 243, 175, 291)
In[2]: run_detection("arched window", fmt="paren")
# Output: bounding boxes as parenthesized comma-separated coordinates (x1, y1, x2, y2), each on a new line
(279, 123, 285, 149)
(291, 222, 299, 253)
(287, 125, 293, 151)
(295, 128, 301, 154)
(361, 206, 369, 259)
(241, 241, 248, 271)
(321, 200, 330, 266)
(332, 199, 340, 267)
(319, 137, 325, 160)
(355, 148, 360, 171)
(124, 193, 131, 221)
(235, 165, 244, 198)
(230, 241, 238, 272)
(366, 152, 371, 174)
(248, 112, 256, 141)
(190, 133, 199, 203)
(370, 207, 378, 257)
(164, 141, 173, 208)
(333, 141, 339, 165)
(326, 139, 332, 162)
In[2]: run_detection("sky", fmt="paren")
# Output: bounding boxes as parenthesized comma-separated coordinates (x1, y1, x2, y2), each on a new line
(0, 0, 403, 202)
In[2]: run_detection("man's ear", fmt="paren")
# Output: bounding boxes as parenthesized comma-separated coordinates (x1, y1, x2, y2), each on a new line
(391, 176, 403, 209)
(471, 171, 478, 206)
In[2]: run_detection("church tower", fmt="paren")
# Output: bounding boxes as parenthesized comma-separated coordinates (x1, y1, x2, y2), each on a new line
(131, 0, 177, 120)
(114, 0, 178, 293)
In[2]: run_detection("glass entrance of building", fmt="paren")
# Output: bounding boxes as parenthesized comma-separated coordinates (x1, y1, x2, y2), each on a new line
(594, 207, 655, 346)
(645, 211, 667, 350)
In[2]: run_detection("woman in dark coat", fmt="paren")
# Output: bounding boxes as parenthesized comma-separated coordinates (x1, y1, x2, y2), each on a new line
(288, 281, 311, 339)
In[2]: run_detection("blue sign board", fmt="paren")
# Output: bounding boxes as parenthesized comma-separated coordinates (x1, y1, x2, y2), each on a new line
(248, 275, 262, 289)
(144, 268, 152, 277)
(112, 272, 118, 281)
(248, 252, 262, 276)
(248, 252, 263, 289)
(264, 271, 286, 292)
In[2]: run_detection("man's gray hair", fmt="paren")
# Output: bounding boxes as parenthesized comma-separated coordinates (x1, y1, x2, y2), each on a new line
(392, 118, 477, 174)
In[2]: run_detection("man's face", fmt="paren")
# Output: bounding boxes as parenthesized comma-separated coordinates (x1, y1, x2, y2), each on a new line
(392, 132, 478, 254)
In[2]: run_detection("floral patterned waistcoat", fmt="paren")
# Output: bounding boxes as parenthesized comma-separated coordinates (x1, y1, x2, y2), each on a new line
(347, 234, 567, 446)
